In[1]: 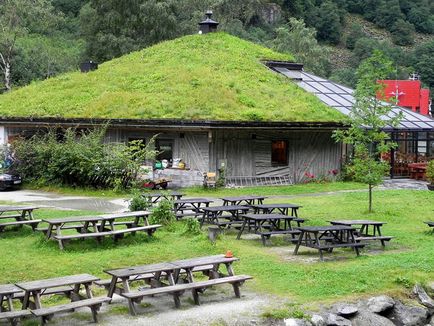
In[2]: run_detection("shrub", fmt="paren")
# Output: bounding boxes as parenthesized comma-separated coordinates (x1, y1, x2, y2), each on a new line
(12, 126, 156, 190)
(426, 160, 434, 184)
(149, 199, 175, 226)
(183, 218, 201, 235)
(129, 191, 149, 211)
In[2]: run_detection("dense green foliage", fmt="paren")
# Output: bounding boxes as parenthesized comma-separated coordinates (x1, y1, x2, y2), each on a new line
(12, 126, 156, 190)
(149, 199, 175, 226)
(0, 33, 343, 122)
(0, 189, 432, 306)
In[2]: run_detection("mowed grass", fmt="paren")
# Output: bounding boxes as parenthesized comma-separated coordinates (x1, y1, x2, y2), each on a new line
(0, 189, 432, 305)
(24, 181, 366, 199)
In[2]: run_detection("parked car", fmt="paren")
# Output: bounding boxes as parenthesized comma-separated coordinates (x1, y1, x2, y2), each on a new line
(0, 171, 22, 191)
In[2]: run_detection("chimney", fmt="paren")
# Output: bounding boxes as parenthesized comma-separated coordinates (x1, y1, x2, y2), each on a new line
(198, 10, 219, 34)
(80, 61, 98, 73)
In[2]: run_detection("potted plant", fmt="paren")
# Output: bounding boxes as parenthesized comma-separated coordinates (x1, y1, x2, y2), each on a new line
(426, 160, 434, 191)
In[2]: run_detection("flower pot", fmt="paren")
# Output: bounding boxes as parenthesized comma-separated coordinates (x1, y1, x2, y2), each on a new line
(427, 184, 434, 191)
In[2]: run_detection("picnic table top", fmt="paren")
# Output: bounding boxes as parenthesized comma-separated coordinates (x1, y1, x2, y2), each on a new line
(0, 284, 23, 296)
(0, 206, 39, 213)
(220, 195, 267, 201)
(250, 203, 302, 209)
(242, 213, 296, 220)
(202, 205, 249, 212)
(105, 255, 238, 278)
(142, 192, 184, 198)
(174, 198, 214, 204)
(15, 274, 99, 292)
(43, 211, 150, 225)
(298, 225, 356, 232)
(329, 220, 386, 226)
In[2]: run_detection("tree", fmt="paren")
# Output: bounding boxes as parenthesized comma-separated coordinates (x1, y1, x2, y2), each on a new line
(80, 0, 181, 63)
(306, 1, 343, 45)
(333, 51, 402, 212)
(0, 0, 60, 91)
(271, 18, 330, 76)
(390, 19, 415, 46)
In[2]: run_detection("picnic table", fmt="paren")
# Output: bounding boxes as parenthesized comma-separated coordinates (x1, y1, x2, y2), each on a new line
(0, 206, 41, 232)
(104, 255, 251, 315)
(200, 205, 250, 228)
(0, 284, 32, 325)
(141, 191, 184, 205)
(42, 211, 160, 249)
(329, 220, 393, 246)
(236, 213, 303, 245)
(251, 203, 302, 217)
(293, 225, 366, 261)
(220, 195, 266, 206)
(16, 274, 110, 324)
(173, 198, 213, 220)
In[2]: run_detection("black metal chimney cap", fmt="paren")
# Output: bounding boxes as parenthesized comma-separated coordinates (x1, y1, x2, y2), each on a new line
(199, 10, 219, 34)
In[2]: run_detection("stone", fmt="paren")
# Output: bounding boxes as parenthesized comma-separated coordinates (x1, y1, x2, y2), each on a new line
(325, 313, 351, 326)
(351, 309, 395, 326)
(284, 318, 312, 326)
(311, 314, 326, 326)
(428, 315, 434, 326)
(428, 282, 434, 293)
(335, 304, 358, 316)
(413, 284, 434, 309)
(389, 301, 429, 326)
(367, 295, 395, 313)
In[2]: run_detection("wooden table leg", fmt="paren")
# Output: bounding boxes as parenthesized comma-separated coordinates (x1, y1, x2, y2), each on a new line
(236, 219, 247, 240)
(84, 283, 93, 298)
(107, 277, 118, 298)
(293, 231, 304, 255)
(21, 292, 30, 310)
(33, 291, 42, 309)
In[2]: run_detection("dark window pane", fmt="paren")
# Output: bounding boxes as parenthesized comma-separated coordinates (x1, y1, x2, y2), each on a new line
(272, 140, 288, 165)
(156, 140, 173, 161)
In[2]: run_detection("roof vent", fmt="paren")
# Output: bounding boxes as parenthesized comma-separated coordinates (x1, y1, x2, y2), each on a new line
(80, 61, 98, 73)
(198, 10, 219, 34)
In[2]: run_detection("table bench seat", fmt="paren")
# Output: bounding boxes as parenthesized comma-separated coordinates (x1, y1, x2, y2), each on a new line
(121, 275, 252, 315)
(0, 220, 41, 232)
(259, 230, 301, 246)
(31, 296, 111, 325)
(0, 214, 22, 220)
(316, 243, 366, 250)
(0, 310, 32, 326)
(53, 225, 161, 249)
(355, 236, 394, 241)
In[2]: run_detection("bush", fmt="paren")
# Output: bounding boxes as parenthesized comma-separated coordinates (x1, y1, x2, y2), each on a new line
(426, 160, 434, 184)
(391, 19, 415, 46)
(149, 199, 175, 226)
(183, 218, 201, 235)
(129, 191, 149, 211)
(12, 126, 156, 190)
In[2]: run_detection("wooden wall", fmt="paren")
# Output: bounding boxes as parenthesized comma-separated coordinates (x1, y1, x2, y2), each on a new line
(210, 130, 342, 183)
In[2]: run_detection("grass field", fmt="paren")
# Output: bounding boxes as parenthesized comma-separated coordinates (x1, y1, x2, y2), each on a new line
(25, 181, 366, 198)
(0, 189, 433, 307)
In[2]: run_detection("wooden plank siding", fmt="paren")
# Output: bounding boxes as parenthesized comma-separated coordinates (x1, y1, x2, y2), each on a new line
(210, 130, 341, 183)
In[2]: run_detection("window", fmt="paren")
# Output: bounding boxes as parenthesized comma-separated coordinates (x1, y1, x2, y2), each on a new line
(156, 139, 174, 161)
(271, 140, 288, 165)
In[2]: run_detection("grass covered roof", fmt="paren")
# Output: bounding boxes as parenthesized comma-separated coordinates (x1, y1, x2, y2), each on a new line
(0, 33, 344, 122)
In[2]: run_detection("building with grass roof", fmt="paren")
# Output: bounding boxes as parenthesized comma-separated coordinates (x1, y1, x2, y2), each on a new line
(0, 16, 433, 186)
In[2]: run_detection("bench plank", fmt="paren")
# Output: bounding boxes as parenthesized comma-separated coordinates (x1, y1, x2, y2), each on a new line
(0, 310, 32, 319)
(121, 275, 252, 315)
(0, 220, 41, 231)
(31, 297, 111, 317)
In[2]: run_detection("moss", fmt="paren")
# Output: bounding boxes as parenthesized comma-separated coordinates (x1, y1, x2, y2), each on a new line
(0, 33, 343, 122)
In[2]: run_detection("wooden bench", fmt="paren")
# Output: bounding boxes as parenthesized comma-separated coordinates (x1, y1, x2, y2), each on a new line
(120, 275, 252, 315)
(259, 229, 301, 246)
(53, 225, 161, 249)
(0, 310, 32, 326)
(31, 296, 111, 325)
(355, 236, 394, 244)
(13, 286, 75, 302)
(36, 221, 136, 234)
(0, 214, 22, 220)
(0, 220, 41, 232)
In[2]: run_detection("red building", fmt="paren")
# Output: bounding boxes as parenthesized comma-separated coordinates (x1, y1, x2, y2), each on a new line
(378, 79, 431, 116)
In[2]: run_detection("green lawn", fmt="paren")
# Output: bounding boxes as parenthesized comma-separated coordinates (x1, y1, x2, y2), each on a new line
(24, 181, 366, 199)
(0, 189, 433, 306)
